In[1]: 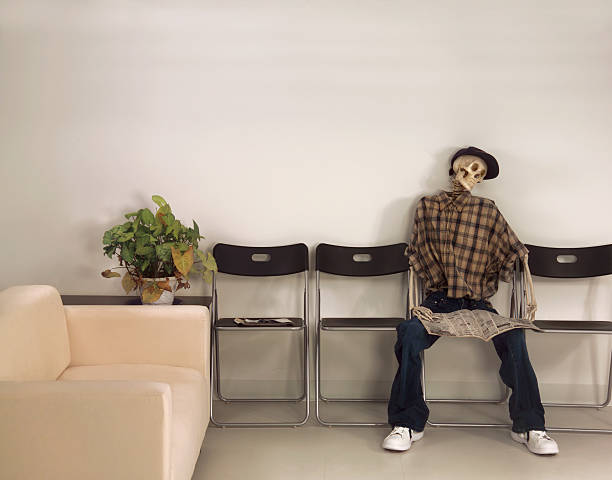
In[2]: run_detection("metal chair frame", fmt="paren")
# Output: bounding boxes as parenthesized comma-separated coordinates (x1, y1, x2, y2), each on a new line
(419, 264, 514, 430)
(314, 243, 410, 426)
(421, 244, 612, 434)
(209, 243, 310, 428)
(517, 244, 612, 434)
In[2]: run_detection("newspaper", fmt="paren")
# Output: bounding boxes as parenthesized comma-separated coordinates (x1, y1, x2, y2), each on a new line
(233, 317, 294, 327)
(412, 307, 542, 342)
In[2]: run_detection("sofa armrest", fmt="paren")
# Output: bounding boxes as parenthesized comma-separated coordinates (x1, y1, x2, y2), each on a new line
(64, 305, 210, 376)
(0, 381, 171, 480)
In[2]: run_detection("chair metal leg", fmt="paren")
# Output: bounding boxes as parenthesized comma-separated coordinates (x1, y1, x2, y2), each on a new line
(422, 346, 612, 433)
(210, 327, 310, 427)
(423, 350, 510, 405)
(542, 351, 612, 434)
(318, 329, 388, 403)
(314, 271, 390, 426)
(315, 323, 390, 427)
(214, 327, 306, 403)
(422, 351, 513, 429)
(210, 275, 310, 427)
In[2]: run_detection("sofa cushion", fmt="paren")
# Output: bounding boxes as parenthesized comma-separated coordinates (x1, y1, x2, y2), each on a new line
(0, 285, 70, 381)
(59, 364, 208, 480)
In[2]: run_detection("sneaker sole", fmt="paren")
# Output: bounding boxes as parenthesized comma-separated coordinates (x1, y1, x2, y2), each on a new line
(382, 431, 424, 452)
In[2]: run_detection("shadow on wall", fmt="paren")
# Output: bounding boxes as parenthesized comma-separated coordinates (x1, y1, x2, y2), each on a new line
(373, 145, 462, 246)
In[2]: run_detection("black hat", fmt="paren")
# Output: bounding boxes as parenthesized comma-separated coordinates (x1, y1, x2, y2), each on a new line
(448, 146, 499, 180)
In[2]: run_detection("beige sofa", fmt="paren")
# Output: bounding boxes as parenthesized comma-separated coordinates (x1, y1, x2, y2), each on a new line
(0, 285, 210, 480)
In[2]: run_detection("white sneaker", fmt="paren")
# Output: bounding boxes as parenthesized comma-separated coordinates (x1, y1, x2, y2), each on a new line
(511, 430, 559, 455)
(382, 426, 424, 451)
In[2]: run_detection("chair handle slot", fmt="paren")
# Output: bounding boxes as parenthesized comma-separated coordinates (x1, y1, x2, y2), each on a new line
(556, 254, 578, 264)
(251, 253, 272, 262)
(352, 253, 373, 263)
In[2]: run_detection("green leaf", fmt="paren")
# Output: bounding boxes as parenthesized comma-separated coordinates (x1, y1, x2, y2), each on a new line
(102, 230, 113, 244)
(156, 205, 171, 226)
(203, 269, 213, 284)
(193, 220, 200, 238)
(122, 243, 135, 263)
(141, 208, 155, 225)
(166, 219, 181, 237)
(135, 236, 154, 255)
(200, 251, 218, 271)
(136, 245, 154, 256)
(196, 249, 207, 263)
(155, 243, 173, 262)
(151, 222, 163, 236)
(140, 258, 150, 274)
(151, 195, 167, 208)
(101, 269, 121, 278)
(124, 211, 139, 219)
(118, 232, 134, 242)
(121, 272, 137, 294)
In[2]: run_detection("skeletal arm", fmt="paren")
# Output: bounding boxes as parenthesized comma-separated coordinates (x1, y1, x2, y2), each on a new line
(523, 254, 537, 322)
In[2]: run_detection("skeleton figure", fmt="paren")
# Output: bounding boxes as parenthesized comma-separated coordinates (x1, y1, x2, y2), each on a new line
(447, 154, 538, 321)
(382, 146, 558, 456)
(451, 154, 488, 192)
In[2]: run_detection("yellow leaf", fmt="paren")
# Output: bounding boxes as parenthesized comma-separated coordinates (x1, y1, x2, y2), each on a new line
(171, 245, 194, 276)
(203, 269, 213, 284)
(142, 285, 163, 303)
(121, 272, 137, 294)
(156, 279, 172, 292)
(101, 269, 121, 278)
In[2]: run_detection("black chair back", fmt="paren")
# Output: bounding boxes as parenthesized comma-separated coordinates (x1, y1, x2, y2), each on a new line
(525, 244, 612, 279)
(316, 243, 410, 277)
(213, 243, 309, 276)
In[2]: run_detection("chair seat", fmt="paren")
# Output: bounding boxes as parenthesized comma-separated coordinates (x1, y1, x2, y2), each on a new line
(216, 317, 304, 329)
(533, 320, 612, 333)
(321, 317, 404, 330)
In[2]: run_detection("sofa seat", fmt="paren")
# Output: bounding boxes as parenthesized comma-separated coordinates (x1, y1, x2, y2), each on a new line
(60, 364, 208, 480)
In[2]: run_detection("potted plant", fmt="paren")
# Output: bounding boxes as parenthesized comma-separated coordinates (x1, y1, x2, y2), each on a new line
(101, 195, 217, 304)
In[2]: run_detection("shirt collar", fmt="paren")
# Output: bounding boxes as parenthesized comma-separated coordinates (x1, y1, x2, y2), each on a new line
(438, 190, 472, 212)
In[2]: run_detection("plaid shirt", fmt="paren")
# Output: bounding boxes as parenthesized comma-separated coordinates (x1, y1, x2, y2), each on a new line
(409, 191, 528, 300)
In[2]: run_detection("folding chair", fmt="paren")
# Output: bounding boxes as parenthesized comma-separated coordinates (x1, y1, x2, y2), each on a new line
(209, 243, 310, 427)
(417, 264, 516, 430)
(315, 242, 410, 426)
(519, 243, 612, 434)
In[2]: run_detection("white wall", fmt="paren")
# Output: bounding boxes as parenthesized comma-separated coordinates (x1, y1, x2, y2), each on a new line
(1, 0, 611, 403)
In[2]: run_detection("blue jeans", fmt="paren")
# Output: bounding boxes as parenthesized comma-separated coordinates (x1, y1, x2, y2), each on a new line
(387, 290, 546, 433)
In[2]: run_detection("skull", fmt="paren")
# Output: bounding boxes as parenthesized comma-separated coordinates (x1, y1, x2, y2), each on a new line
(452, 155, 488, 191)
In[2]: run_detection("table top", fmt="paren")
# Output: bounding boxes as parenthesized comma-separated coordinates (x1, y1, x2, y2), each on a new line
(61, 295, 212, 307)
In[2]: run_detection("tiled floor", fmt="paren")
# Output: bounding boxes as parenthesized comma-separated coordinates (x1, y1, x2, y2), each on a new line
(193, 401, 612, 479)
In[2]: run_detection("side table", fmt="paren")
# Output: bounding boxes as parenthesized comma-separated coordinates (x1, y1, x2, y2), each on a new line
(61, 295, 212, 307)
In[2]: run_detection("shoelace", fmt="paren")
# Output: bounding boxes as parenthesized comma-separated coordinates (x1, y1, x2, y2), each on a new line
(390, 427, 409, 439)
(531, 431, 552, 442)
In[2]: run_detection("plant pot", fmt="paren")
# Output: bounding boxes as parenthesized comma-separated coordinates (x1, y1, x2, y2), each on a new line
(140, 277, 178, 305)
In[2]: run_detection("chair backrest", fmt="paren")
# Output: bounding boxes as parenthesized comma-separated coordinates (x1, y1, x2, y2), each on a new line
(0, 285, 71, 381)
(213, 243, 309, 276)
(525, 244, 612, 279)
(316, 243, 410, 277)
